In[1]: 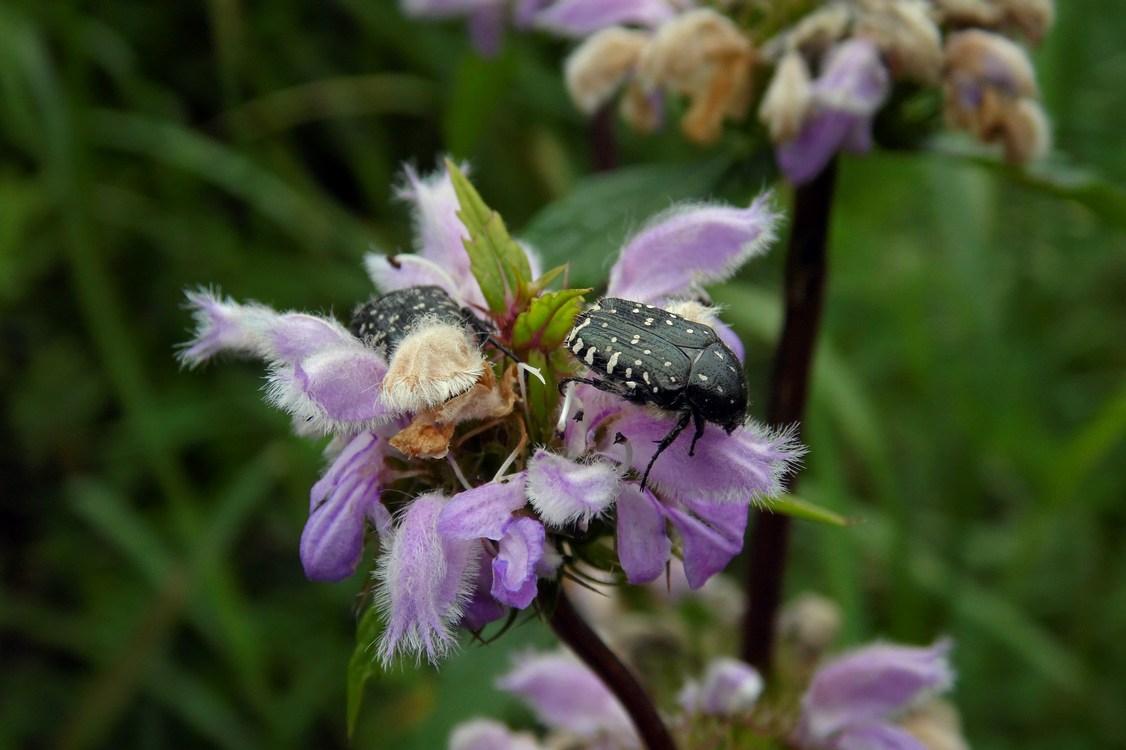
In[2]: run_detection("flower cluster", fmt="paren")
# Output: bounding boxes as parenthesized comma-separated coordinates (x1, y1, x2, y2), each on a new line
(405, 0, 1056, 181)
(181, 161, 800, 665)
(757, 0, 1053, 182)
(449, 638, 961, 750)
(446, 587, 964, 750)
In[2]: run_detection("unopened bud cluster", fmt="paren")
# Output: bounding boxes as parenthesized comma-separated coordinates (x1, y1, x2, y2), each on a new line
(411, 0, 1055, 181)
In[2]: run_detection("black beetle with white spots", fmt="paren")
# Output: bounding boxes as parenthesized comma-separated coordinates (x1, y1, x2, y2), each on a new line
(560, 297, 748, 489)
(350, 285, 492, 353)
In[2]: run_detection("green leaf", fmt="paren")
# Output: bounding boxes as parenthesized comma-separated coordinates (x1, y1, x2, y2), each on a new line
(928, 138, 1126, 232)
(520, 154, 736, 288)
(346, 604, 385, 739)
(446, 159, 531, 312)
(765, 493, 858, 527)
(527, 263, 567, 296)
(511, 287, 590, 352)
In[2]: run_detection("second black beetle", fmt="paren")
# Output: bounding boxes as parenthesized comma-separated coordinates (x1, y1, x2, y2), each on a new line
(560, 297, 747, 489)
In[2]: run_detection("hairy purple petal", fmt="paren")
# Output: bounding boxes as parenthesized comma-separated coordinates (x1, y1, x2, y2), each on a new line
(182, 290, 393, 432)
(534, 0, 676, 38)
(607, 195, 780, 303)
(181, 290, 352, 365)
(376, 493, 478, 664)
(449, 718, 544, 750)
(678, 658, 763, 717)
(491, 517, 545, 608)
(800, 640, 955, 744)
(832, 723, 929, 750)
(616, 484, 670, 584)
(525, 450, 621, 527)
(596, 406, 800, 505)
(664, 499, 747, 588)
(274, 345, 391, 427)
(498, 652, 639, 746)
(365, 164, 482, 308)
(439, 475, 529, 540)
(301, 432, 387, 582)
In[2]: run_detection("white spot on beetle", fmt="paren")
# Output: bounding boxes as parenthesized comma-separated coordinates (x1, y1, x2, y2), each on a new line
(607, 351, 621, 373)
(626, 381, 637, 388)
(584, 347, 596, 365)
(572, 337, 584, 354)
(664, 361, 672, 367)
(625, 367, 633, 378)
(642, 372, 650, 384)
(697, 374, 709, 382)
(665, 320, 673, 325)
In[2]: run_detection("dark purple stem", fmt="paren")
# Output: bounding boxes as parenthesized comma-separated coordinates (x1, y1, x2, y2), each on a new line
(742, 159, 839, 673)
(548, 589, 677, 750)
(589, 103, 618, 172)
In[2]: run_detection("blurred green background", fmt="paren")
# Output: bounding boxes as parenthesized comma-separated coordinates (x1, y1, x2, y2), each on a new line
(2, 1, 1124, 749)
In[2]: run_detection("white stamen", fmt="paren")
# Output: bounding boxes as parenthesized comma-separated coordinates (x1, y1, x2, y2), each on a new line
(556, 381, 576, 435)
(447, 453, 471, 492)
(378, 252, 465, 305)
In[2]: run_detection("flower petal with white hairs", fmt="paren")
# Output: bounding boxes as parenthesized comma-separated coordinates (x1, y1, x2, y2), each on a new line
(606, 195, 780, 304)
(181, 289, 394, 433)
(376, 493, 478, 664)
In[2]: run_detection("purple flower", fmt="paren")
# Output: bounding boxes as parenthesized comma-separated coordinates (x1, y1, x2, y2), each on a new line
(533, 0, 678, 38)
(566, 385, 799, 588)
(439, 478, 551, 610)
(796, 640, 955, 750)
(180, 290, 393, 434)
(606, 194, 779, 305)
(300, 432, 391, 582)
(776, 38, 890, 185)
(182, 160, 553, 663)
(449, 719, 544, 750)
(677, 658, 764, 717)
(497, 651, 639, 748)
(543, 196, 798, 589)
(524, 449, 621, 527)
(376, 492, 479, 664)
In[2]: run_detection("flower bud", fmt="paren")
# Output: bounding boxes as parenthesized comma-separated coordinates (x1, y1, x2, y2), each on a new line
(636, 8, 754, 144)
(943, 29, 1049, 162)
(853, 0, 944, 82)
(564, 26, 649, 115)
(759, 50, 813, 142)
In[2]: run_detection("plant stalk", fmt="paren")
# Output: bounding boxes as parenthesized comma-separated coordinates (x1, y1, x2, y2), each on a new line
(742, 159, 839, 672)
(548, 589, 677, 750)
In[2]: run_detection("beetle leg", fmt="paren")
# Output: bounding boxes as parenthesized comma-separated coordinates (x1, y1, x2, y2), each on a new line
(557, 375, 626, 397)
(688, 409, 706, 457)
(640, 409, 693, 491)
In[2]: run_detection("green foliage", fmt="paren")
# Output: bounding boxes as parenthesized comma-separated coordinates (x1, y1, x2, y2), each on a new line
(511, 287, 590, 352)
(346, 605, 384, 739)
(447, 158, 533, 312)
(1, 1, 1124, 749)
